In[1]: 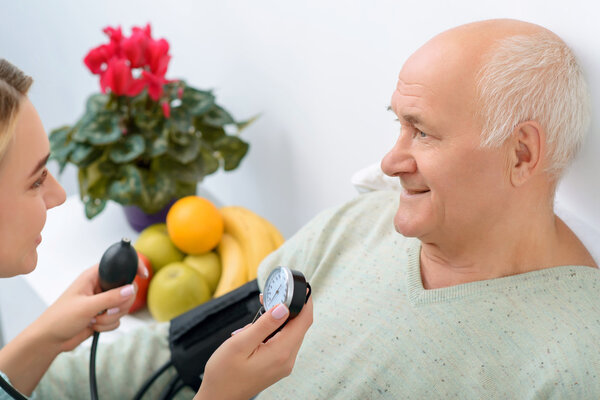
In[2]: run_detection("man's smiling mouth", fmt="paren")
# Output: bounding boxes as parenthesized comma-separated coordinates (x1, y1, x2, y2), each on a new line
(402, 187, 431, 196)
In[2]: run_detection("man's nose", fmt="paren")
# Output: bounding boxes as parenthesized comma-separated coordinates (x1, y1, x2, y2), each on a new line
(381, 133, 417, 177)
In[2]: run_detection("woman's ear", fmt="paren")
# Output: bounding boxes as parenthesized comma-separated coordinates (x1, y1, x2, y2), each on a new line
(509, 121, 545, 187)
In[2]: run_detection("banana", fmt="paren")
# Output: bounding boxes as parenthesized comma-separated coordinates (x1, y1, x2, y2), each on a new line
(256, 214, 285, 249)
(213, 233, 248, 298)
(219, 206, 280, 282)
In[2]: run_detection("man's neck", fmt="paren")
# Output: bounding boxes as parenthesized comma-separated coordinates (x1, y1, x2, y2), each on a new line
(418, 212, 596, 290)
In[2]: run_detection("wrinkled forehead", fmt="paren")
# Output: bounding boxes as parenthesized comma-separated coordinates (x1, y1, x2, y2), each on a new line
(398, 33, 482, 102)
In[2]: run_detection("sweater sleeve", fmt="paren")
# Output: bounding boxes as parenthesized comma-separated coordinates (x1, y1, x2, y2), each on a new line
(33, 322, 195, 399)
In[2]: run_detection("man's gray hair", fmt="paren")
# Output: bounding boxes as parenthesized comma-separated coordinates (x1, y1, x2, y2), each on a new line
(476, 32, 591, 177)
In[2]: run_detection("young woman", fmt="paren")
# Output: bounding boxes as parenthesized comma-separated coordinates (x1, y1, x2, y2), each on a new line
(0, 59, 312, 400)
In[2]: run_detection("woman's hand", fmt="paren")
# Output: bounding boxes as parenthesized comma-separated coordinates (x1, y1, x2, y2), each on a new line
(195, 297, 313, 400)
(0, 260, 148, 395)
(33, 260, 148, 352)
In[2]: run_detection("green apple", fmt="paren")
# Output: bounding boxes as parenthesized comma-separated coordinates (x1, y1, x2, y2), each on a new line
(134, 223, 184, 272)
(183, 252, 222, 294)
(147, 262, 211, 322)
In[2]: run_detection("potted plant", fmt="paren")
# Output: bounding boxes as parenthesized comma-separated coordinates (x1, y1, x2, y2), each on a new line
(49, 24, 254, 230)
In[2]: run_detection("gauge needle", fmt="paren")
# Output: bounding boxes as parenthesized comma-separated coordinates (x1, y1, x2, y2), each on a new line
(275, 283, 285, 296)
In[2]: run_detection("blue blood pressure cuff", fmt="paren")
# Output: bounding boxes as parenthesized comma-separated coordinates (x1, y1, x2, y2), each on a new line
(168, 280, 261, 391)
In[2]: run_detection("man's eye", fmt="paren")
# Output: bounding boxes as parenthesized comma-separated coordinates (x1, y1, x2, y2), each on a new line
(419, 131, 427, 138)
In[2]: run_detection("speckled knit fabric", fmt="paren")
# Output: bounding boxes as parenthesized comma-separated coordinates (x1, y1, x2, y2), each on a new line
(16, 190, 600, 399)
(256, 190, 600, 399)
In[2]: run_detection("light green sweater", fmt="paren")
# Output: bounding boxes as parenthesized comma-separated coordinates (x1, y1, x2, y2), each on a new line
(256, 190, 600, 399)
(33, 190, 600, 399)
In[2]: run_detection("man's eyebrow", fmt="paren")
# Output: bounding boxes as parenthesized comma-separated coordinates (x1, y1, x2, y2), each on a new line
(402, 114, 422, 125)
(386, 105, 423, 125)
(387, 105, 427, 128)
(29, 153, 50, 177)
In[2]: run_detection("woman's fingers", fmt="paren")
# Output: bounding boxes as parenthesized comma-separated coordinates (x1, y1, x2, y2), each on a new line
(232, 304, 290, 352)
(91, 319, 121, 333)
(270, 297, 313, 349)
(80, 282, 137, 334)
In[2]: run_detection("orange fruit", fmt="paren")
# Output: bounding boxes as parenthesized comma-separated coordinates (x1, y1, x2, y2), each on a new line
(166, 196, 224, 254)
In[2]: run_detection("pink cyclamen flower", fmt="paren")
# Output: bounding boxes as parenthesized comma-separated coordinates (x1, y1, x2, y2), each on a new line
(161, 101, 171, 118)
(122, 24, 153, 68)
(83, 43, 116, 74)
(103, 26, 123, 47)
(146, 38, 171, 76)
(141, 70, 169, 101)
(101, 58, 146, 97)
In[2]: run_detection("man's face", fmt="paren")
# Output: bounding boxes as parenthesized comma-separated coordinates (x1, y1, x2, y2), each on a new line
(381, 35, 512, 245)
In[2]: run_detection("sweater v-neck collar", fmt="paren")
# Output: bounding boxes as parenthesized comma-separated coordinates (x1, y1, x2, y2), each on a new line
(405, 239, 596, 306)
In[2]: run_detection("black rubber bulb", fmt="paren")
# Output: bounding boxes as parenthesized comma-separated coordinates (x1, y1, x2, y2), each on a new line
(98, 238, 138, 291)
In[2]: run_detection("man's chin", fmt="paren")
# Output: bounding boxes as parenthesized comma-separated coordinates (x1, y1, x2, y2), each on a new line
(393, 217, 423, 238)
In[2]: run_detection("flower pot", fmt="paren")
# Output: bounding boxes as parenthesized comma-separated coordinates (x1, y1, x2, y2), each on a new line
(123, 199, 177, 232)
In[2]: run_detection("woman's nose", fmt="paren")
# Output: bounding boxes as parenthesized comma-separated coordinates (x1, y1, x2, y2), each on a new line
(381, 133, 417, 177)
(44, 172, 66, 209)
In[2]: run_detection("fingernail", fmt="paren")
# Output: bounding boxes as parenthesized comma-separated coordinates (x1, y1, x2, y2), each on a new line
(272, 304, 288, 320)
(142, 266, 149, 279)
(107, 307, 120, 315)
(120, 285, 134, 297)
(231, 328, 244, 336)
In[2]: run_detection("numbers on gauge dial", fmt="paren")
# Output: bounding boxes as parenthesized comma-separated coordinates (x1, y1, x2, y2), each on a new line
(264, 269, 288, 310)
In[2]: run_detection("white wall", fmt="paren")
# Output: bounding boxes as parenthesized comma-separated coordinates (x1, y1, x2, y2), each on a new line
(1, 0, 599, 239)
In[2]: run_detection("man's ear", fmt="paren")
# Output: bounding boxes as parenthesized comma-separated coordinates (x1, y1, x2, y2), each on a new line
(509, 121, 545, 187)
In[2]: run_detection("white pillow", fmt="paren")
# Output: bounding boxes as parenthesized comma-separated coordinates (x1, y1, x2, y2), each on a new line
(351, 163, 600, 264)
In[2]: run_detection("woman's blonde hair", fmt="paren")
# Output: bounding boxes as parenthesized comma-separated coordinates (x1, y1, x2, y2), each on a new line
(476, 32, 591, 178)
(0, 59, 33, 163)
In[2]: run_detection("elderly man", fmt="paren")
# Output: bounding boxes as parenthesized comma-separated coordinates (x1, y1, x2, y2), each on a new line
(255, 18, 599, 399)
(35, 18, 598, 399)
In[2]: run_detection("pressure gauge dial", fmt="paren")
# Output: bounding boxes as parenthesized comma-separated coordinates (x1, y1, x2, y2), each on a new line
(255, 266, 311, 341)
(263, 266, 310, 318)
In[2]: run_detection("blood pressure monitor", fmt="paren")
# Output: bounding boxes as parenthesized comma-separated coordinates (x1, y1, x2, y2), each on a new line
(254, 266, 311, 339)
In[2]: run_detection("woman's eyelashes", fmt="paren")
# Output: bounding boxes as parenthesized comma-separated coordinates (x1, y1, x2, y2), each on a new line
(31, 168, 48, 189)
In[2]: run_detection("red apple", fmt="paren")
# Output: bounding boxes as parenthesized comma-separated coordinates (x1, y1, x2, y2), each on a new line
(129, 252, 154, 313)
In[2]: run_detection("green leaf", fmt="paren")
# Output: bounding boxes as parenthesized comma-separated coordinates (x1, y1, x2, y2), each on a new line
(75, 111, 122, 145)
(147, 134, 168, 157)
(155, 156, 201, 184)
(83, 197, 107, 219)
(167, 133, 200, 163)
(69, 144, 103, 167)
(236, 114, 260, 132)
(174, 181, 198, 199)
(109, 134, 145, 163)
(199, 144, 219, 176)
(181, 87, 215, 117)
(214, 136, 249, 171)
(87, 177, 109, 199)
(78, 160, 104, 194)
(97, 158, 118, 176)
(140, 171, 176, 214)
(169, 129, 193, 146)
(167, 106, 193, 134)
(85, 93, 110, 114)
(202, 105, 235, 128)
(134, 109, 161, 131)
(108, 165, 143, 205)
(194, 121, 225, 143)
(49, 125, 76, 173)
